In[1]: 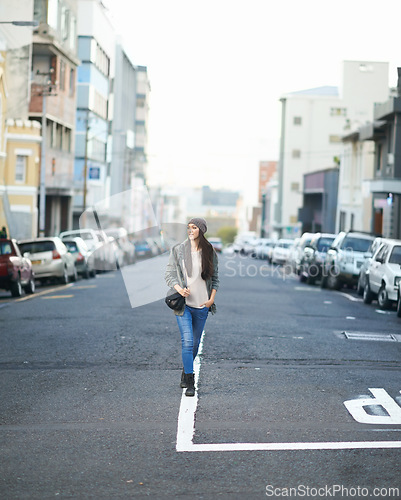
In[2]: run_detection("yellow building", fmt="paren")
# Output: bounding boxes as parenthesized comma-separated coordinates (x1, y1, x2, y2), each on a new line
(0, 55, 42, 239)
(3, 119, 42, 239)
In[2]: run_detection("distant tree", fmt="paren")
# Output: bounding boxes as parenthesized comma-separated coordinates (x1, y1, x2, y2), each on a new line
(217, 226, 237, 245)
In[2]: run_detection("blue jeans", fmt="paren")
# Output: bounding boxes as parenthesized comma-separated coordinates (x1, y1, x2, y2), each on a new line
(176, 305, 209, 374)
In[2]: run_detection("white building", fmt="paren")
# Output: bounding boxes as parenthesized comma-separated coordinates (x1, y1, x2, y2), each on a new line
(75, 0, 116, 228)
(336, 61, 389, 233)
(277, 61, 389, 238)
(277, 85, 344, 237)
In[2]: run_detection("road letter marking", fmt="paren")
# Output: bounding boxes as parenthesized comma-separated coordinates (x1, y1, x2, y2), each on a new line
(344, 388, 401, 424)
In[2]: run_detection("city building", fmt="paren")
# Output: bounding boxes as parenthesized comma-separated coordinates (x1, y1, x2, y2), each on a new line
(299, 167, 339, 233)
(277, 61, 389, 238)
(134, 66, 150, 181)
(360, 68, 401, 238)
(0, 1, 42, 239)
(109, 42, 137, 229)
(30, 0, 80, 235)
(336, 61, 389, 233)
(74, 0, 115, 228)
(259, 160, 277, 237)
(258, 161, 276, 203)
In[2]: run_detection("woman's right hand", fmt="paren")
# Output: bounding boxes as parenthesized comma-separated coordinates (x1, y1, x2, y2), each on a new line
(175, 285, 190, 297)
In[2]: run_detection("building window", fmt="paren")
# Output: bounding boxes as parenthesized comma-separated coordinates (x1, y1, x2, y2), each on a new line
(69, 68, 75, 97)
(339, 211, 346, 231)
(376, 143, 383, 171)
(293, 116, 302, 125)
(15, 156, 27, 183)
(330, 107, 347, 117)
(61, 6, 69, 41)
(292, 149, 301, 159)
(47, 0, 59, 30)
(329, 135, 341, 143)
(59, 60, 66, 91)
(350, 213, 354, 230)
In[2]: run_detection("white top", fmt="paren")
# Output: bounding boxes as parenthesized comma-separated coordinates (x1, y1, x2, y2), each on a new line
(184, 251, 209, 308)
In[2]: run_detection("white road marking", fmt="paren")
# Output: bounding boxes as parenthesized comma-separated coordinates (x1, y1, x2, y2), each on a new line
(176, 339, 401, 453)
(346, 316, 356, 320)
(344, 389, 401, 425)
(338, 292, 362, 302)
(294, 287, 321, 292)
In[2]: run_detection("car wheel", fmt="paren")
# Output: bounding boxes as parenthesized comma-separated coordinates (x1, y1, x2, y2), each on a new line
(90, 268, 97, 278)
(327, 269, 342, 290)
(363, 282, 373, 304)
(377, 284, 390, 310)
(396, 292, 401, 318)
(59, 267, 69, 285)
(24, 276, 36, 294)
(306, 273, 316, 285)
(356, 275, 364, 296)
(83, 266, 90, 279)
(11, 278, 23, 297)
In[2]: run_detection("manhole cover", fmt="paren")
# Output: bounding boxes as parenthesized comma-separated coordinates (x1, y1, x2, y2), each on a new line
(342, 332, 398, 342)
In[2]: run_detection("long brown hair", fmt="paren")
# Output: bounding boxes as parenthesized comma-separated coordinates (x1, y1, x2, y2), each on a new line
(184, 233, 214, 281)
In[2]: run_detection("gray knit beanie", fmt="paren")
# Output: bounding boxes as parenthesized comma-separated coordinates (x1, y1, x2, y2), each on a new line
(188, 217, 207, 234)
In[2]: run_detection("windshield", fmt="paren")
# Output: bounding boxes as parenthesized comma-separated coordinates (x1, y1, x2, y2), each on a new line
(341, 237, 372, 253)
(64, 242, 78, 252)
(317, 237, 335, 252)
(19, 241, 55, 254)
(389, 246, 401, 264)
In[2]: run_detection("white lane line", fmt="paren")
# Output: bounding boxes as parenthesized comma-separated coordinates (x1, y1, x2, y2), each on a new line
(338, 292, 362, 302)
(176, 333, 204, 452)
(182, 441, 401, 452)
(176, 334, 401, 453)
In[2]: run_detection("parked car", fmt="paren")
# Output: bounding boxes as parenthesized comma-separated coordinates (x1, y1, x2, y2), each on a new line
(62, 237, 96, 279)
(271, 239, 294, 265)
(233, 233, 258, 255)
(18, 237, 77, 284)
(321, 231, 376, 290)
(287, 238, 300, 270)
(208, 237, 223, 253)
(252, 238, 275, 259)
(134, 240, 153, 259)
(60, 229, 113, 272)
(299, 233, 336, 284)
(363, 239, 401, 309)
(288, 232, 315, 275)
(104, 227, 136, 266)
(0, 239, 35, 297)
(356, 237, 385, 295)
(396, 282, 401, 318)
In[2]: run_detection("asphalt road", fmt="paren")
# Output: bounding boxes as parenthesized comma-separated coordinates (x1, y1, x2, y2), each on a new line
(0, 254, 400, 499)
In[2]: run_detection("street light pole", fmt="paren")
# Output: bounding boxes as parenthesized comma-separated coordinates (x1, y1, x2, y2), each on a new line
(39, 92, 47, 236)
(83, 109, 89, 213)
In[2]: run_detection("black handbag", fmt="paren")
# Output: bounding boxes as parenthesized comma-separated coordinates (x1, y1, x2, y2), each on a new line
(165, 289, 185, 310)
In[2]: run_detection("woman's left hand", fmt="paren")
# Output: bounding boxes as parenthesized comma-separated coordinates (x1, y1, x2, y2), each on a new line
(200, 299, 214, 308)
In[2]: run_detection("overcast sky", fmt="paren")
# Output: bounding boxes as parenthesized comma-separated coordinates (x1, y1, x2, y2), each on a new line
(105, 0, 401, 206)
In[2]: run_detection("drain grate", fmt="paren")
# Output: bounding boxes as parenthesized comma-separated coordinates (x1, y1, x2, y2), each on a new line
(342, 332, 399, 342)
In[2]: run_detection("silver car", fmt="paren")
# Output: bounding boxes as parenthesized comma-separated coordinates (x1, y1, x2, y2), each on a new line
(18, 237, 77, 284)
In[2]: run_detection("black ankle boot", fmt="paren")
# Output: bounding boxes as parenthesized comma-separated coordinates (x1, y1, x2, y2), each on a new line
(185, 373, 195, 397)
(180, 368, 187, 388)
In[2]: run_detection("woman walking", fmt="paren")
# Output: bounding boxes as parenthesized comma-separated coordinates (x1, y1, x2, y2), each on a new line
(165, 218, 219, 396)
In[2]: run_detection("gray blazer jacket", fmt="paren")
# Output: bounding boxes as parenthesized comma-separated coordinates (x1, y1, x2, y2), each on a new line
(165, 240, 219, 316)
